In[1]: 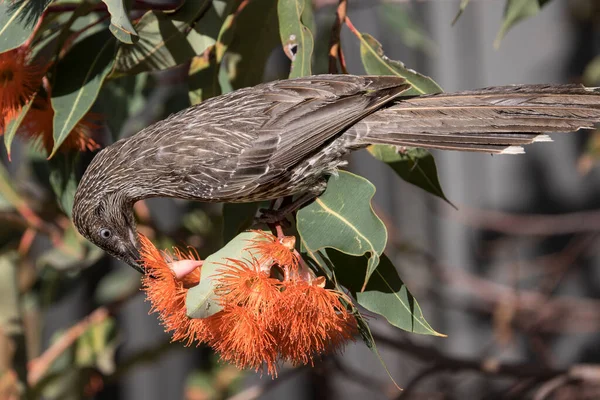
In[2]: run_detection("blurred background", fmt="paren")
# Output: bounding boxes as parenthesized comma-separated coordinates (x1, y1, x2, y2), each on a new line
(3, 0, 600, 399)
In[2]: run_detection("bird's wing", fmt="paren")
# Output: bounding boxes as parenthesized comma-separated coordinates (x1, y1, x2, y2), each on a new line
(147, 75, 409, 200)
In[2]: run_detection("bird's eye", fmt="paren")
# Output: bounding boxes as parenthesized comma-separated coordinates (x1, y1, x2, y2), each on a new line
(100, 228, 112, 239)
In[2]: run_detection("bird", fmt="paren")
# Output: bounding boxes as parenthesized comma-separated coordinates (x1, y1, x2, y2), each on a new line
(72, 74, 600, 272)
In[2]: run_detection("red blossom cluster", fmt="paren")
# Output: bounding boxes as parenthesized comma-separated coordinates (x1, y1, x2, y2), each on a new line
(0, 46, 100, 155)
(139, 231, 357, 376)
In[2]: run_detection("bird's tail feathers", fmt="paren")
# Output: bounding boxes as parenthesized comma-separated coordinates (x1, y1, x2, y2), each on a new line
(351, 84, 600, 154)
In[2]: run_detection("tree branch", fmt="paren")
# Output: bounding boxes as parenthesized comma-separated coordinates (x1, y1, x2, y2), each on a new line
(27, 308, 109, 386)
(370, 332, 600, 398)
(449, 206, 600, 235)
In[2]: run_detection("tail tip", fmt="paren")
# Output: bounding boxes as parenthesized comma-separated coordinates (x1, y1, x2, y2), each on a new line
(533, 134, 553, 143)
(501, 145, 525, 155)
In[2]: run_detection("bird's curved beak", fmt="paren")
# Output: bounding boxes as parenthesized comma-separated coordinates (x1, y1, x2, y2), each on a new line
(125, 228, 143, 273)
(124, 247, 143, 273)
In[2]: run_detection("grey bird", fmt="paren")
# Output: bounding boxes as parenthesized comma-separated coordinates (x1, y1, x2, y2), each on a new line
(72, 74, 600, 272)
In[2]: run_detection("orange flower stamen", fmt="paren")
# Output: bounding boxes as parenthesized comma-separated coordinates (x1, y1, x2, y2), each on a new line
(246, 230, 298, 271)
(138, 234, 212, 346)
(277, 278, 357, 366)
(210, 306, 279, 376)
(19, 96, 101, 154)
(0, 46, 43, 132)
(215, 257, 283, 312)
(140, 231, 357, 376)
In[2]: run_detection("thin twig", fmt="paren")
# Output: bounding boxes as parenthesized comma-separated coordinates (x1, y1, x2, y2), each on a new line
(226, 366, 307, 400)
(27, 308, 110, 386)
(436, 261, 600, 334)
(371, 332, 568, 384)
(328, 0, 348, 74)
(332, 357, 389, 395)
(23, 9, 48, 48)
(533, 375, 571, 400)
(449, 206, 600, 235)
(344, 15, 361, 39)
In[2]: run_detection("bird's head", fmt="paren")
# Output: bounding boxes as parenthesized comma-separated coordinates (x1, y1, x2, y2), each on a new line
(72, 192, 142, 272)
(72, 140, 144, 272)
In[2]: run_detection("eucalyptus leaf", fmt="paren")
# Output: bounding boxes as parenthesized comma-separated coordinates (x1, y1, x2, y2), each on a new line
(95, 267, 141, 305)
(37, 224, 104, 271)
(188, 1, 239, 104)
(452, 0, 472, 26)
(495, 0, 551, 48)
(186, 231, 262, 319)
(50, 30, 117, 157)
(224, 0, 281, 89)
(378, 4, 436, 55)
(188, 47, 221, 104)
(186, 0, 231, 55)
(0, 162, 25, 211)
(584, 55, 600, 85)
(97, 73, 149, 140)
(102, 0, 139, 44)
(0, 0, 49, 53)
(114, 0, 226, 75)
(331, 250, 443, 336)
(367, 145, 454, 206)
(359, 32, 442, 96)
(0, 252, 20, 336)
(48, 152, 79, 217)
(4, 94, 36, 157)
(75, 317, 118, 375)
(353, 306, 402, 390)
(297, 171, 386, 290)
(277, 0, 314, 78)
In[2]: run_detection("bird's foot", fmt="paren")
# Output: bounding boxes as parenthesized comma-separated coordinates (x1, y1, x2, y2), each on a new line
(255, 191, 320, 226)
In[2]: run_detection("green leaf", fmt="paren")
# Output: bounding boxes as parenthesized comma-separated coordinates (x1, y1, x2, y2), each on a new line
(186, 231, 262, 319)
(37, 224, 104, 271)
(332, 250, 443, 336)
(95, 267, 141, 305)
(378, 5, 436, 55)
(452, 0, 472, 26)
(186, 0, 231, 55)
(50, 30, 117, 157)
(114, 0, 225, 75)
(277, 0, 314, 78)
(297, 171, 386, 290)
(222, 202, 260, 244)
(353, 307, 402, 390)
(224, 0, 281, 89)
(584, 55, 600, 85)
(49, 152, 79, 217)
(357, 32, 448, 205)
(494, 0, 551, 48)
(358, 32, 442, 96)
(4, 94, 36, 157)
(0, 252, 20, 336)
(367, 145, 454, 207)
(188, 47, 222, 105)
(0, 0, 48, 53)
(0, 162, 25, 211)
(187, 1, 239, 104)
(75, 316, 118, 375)
(96, 73, 149, 140)
(102, 0, 139, 44)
